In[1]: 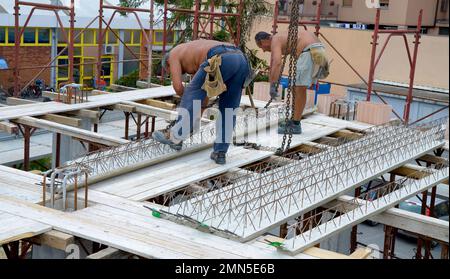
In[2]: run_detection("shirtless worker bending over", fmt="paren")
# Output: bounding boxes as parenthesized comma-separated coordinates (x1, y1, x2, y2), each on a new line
(255, 30, 329, 134)
(152, 40, 251, 165)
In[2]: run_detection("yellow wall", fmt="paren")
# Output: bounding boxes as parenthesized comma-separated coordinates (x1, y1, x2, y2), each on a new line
(249, 17, 449, 90)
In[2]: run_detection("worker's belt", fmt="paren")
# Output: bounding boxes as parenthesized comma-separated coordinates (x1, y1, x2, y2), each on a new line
(207, 45, 244, 60)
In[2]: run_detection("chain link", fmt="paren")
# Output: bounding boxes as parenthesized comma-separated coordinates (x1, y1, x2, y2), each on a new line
(278, 0, 301, 154)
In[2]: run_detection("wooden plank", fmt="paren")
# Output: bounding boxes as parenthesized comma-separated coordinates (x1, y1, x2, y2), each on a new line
(139, 99, 176, 110)
(303, 113, 372, 131)
(390, 165, 432, 179)
(324, 194, 450, 243)
(0, 86, 175, 121)
(12, 116, 128, 146)
(104, 103, 136, 113)
(0, 121, 18, 134)
(330, 130, 364, 140)
(0, 212, 52, 245)
(6, 97, 37, 106)
(121, 101, 177, 120)
(0, 196, 298, 259)
(110, 84, 138, 92)
(39, 114, 82, 127)
(136, 80, 162, 88)
(349, 248, 372, 259)
(87, 247, 132, 259)
(28, 230, 74, 251)
(418, 154, 447, 165)
(91, 90, 111, 95)
(262, 236, 351, 259)
(7, 97, 100, 121)
(64, 109, 100, 121)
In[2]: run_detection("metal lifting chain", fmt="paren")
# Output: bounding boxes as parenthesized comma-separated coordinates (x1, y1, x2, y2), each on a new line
(277, 0, 301, 155)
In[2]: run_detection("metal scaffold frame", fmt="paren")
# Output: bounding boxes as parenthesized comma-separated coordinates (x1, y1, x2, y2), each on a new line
(161, 0, 244, 79)
(12, 0, 75, 97)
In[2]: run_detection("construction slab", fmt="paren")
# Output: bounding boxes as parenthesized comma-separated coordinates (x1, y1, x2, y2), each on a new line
(282, 166, 449, 254)
(166, 125, 444, 242)
(90, 121, 342, 201)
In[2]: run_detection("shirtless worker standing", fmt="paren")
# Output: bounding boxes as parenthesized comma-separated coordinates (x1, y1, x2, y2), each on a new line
(152, 40, 251, 165)
(255, 30, 329, 134)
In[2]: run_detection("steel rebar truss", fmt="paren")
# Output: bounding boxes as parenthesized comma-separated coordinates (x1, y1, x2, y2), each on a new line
(165, 119, 446, 241)
(42, 106, 283, 209)
(281, 162, 449, 254)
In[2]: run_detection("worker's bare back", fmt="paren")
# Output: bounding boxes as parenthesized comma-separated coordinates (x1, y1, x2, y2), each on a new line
(273, 29, 320, 57)
(170, 40, 234, 74)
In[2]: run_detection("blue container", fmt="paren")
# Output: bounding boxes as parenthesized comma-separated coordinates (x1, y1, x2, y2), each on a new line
(280, 76, 289, 89)
(314, 82, 331, 105)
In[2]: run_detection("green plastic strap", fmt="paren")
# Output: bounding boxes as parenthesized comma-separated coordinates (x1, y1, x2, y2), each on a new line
(151, 210, 161, 218)
(268, 242, 284, 248)
(199, 223, 209, 228)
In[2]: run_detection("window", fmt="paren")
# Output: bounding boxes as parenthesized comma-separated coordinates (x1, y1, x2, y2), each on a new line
(107, 30, 118, 44)
(38, 29, 50, 44)
(124, 30, 132, 44)
(74, 47, 82, 56)
(73, 29, 82, 44)
(380, 0, 389, 9)
(154, 31, 163, 43)
(57, 47, 69, 56)
(441, 0, 448, 13)
(155, 31, 174, 44)
(8, 28, 15, 44)
(23, 28, 36, 44)
(83, 58, 95, 77)
(439, 27, 449, 36)
(132, 30, 141, 45)
(57, 59, 69, 79)
(0, 28, 5, 44)
(57, 28, 68, 44)
(101, 57, 112, 76)
(342, 0, 352, 7)
(83, 29, 95, 44)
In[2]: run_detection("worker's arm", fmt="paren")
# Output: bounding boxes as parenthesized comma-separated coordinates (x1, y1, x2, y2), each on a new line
(169, 56, 185, 96)
(269, 38, 283, 84)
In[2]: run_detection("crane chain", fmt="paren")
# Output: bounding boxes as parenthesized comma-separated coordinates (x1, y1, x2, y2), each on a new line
(277, 0, 301, 155)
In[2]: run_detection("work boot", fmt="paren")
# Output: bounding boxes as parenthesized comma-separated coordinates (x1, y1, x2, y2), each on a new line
(152, 131, 183, 151)
(210, 151, 226, 165)
(278, 121, 302, 135)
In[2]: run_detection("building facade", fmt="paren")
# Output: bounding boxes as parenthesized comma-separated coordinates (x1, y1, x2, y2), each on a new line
(272, 0, 449, 34)
(0, 0, 177, 92)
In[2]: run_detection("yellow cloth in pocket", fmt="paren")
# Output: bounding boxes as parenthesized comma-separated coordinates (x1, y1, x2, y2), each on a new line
(310, 47, 330, 80)
(202, 55, 228, 98)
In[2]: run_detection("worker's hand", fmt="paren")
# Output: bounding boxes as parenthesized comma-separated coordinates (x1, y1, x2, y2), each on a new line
(270, 83, 280, 99)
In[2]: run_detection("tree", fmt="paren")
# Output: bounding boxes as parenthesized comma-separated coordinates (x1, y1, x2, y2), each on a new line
(153, 0, 272, 71)
(119, 0, 148, 8)
(118, 0, 149, 15)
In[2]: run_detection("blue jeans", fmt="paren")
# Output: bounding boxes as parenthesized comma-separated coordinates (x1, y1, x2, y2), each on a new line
(171, 45, 250, 153)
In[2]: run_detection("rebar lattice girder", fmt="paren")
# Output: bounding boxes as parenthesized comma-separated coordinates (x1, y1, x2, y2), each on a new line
(167, 122, 445, 239)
